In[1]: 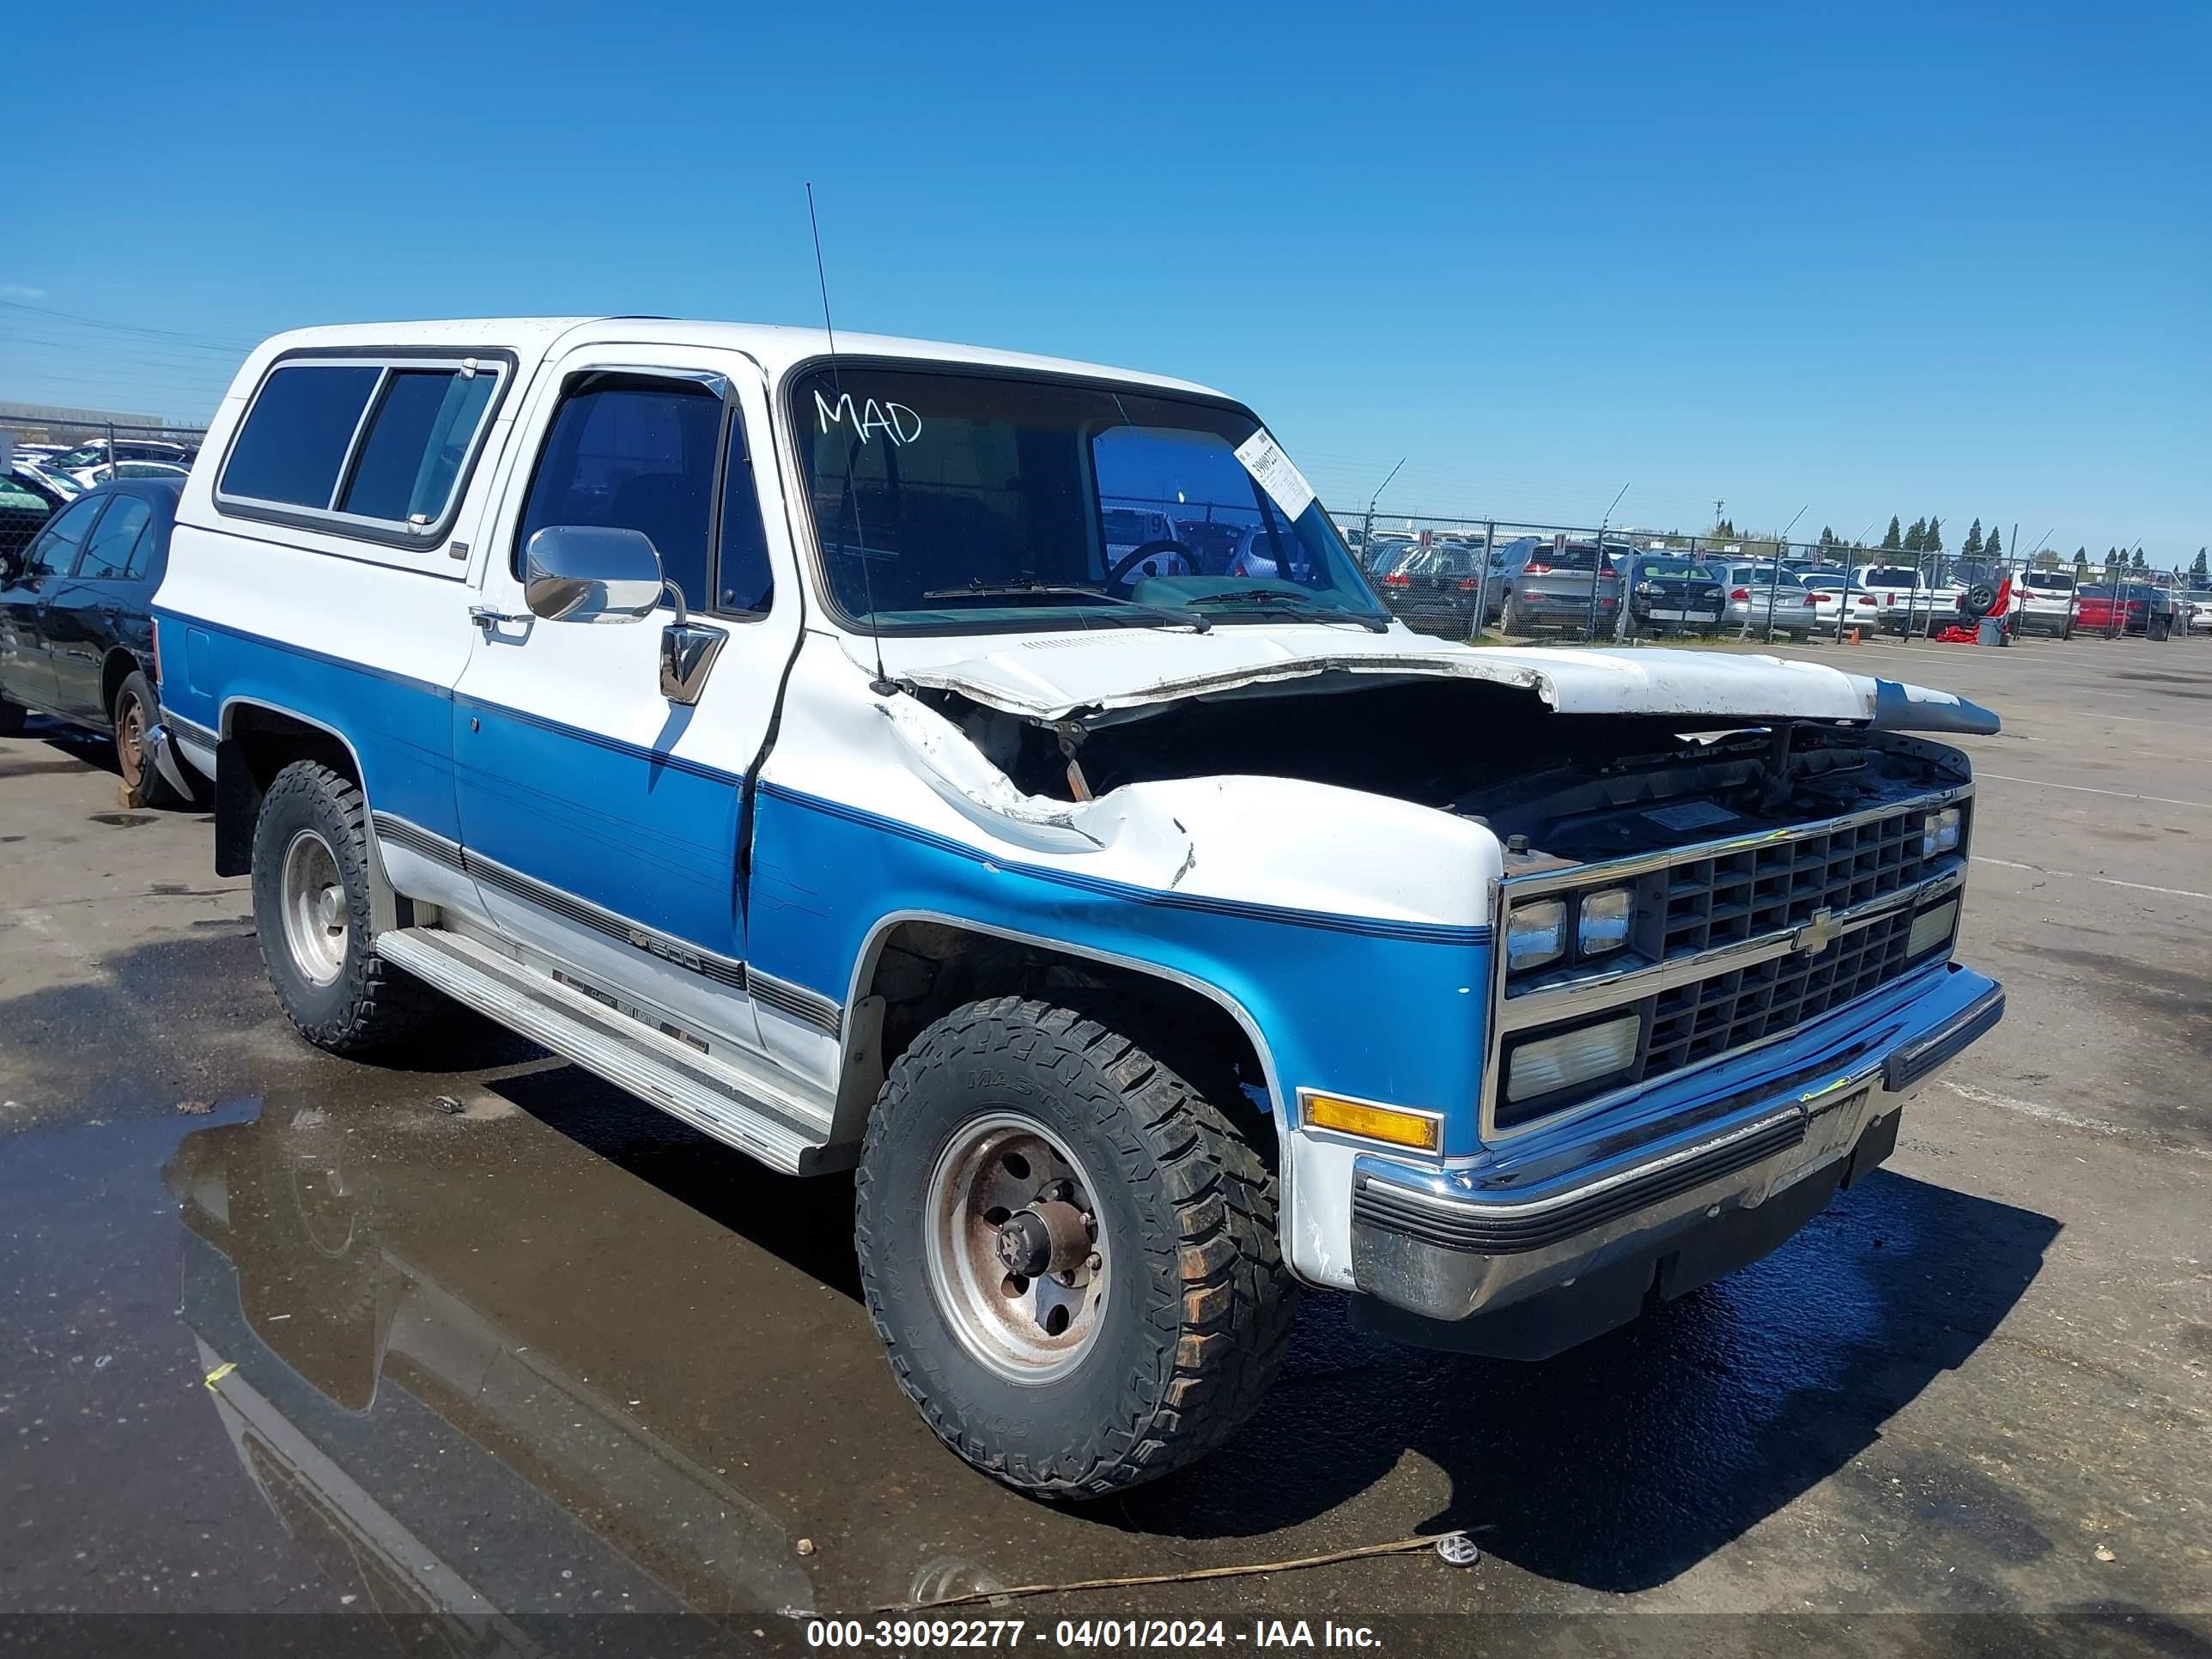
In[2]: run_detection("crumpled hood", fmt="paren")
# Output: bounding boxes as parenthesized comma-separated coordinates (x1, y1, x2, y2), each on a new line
(862, 626, 2001, 734)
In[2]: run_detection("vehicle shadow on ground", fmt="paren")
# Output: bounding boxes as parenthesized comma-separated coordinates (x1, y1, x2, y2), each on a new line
(491, 1067, 2057, 1595)
(1126, 1167, 2059, 1592)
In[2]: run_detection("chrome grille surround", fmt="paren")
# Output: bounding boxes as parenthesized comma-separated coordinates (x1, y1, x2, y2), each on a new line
(1482, 785, 1972, 1141)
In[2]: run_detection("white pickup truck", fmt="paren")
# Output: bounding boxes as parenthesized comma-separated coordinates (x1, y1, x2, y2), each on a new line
(1852, 564, 1966, 636)
(149, 317, 2007, 1498)
(2007, 569, 2079, 638)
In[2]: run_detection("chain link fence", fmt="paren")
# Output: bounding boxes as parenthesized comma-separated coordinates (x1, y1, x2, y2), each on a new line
(1340, 509, 2206, 647)
(2, 422, 210, 572)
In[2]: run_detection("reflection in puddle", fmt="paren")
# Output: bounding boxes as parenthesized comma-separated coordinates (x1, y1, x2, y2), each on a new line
(164, 1101, 816, 1638)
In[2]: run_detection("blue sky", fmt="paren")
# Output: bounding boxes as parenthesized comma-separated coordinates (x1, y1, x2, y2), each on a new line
(5, 1, 2205, 559)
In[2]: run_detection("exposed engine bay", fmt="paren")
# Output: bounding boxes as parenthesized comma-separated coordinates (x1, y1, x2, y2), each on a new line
(921, 674, 1971, 869)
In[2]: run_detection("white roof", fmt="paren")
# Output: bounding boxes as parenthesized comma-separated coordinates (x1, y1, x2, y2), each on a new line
(235, 317, 1227, 400)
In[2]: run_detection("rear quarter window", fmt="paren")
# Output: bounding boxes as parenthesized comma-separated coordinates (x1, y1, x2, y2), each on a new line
(218, 356, 505, 534)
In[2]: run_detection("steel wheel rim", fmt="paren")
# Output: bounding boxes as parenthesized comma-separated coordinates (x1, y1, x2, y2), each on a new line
(925, 1113, 1109, 1385)
(278, 829, 349, 987)
(115, 692, 145, 789)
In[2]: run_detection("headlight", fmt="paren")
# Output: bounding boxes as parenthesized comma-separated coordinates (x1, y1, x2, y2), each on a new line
(1578, 887, 1633, 957)
(1506, 1013, 1640, 1104)
(1923, 806, 1962, 857)
(1505, 898, 1567, 973)
(1908, 899, 1959, 959)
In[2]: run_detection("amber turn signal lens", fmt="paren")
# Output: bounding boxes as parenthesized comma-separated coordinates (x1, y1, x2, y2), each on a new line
(1302, 1093, 1443, 1152)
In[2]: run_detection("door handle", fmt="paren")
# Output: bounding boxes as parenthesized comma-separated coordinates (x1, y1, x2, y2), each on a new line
(470, 605, 530, 632)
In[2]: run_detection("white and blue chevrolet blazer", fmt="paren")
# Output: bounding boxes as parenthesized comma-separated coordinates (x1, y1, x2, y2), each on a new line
(153, 319, 2005, 1496)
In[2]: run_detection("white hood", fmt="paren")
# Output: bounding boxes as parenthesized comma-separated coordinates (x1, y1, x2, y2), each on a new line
(860, 626, 2001, 734)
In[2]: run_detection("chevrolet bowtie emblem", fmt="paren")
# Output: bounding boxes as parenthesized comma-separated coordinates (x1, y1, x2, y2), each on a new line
(1795, 907, 1841, 956)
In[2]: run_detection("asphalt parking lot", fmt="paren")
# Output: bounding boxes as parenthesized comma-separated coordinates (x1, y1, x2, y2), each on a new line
(2, 635, 2208, 1653)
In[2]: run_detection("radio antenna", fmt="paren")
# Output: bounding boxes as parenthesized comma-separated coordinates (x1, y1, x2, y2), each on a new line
(807, 181, 895, 696)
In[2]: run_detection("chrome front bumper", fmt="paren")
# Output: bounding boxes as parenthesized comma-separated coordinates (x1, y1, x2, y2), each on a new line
(1350, 968, 2003, 1334)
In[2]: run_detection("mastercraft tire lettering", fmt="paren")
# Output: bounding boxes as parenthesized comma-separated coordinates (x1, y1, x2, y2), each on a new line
(854, 996, 1295, 1499)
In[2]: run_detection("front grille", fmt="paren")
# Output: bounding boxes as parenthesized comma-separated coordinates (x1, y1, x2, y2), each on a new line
(1644, 908, 1914, 1083)
(1492, 796, 1966, 1132)
(1658, 803, 1938, 957)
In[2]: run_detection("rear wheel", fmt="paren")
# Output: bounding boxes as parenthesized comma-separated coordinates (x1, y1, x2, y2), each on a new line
(252, 761, 447, 1054)
(855, 996, 1295, 1499)
(112, 671, 190, 809)
(0, 696, 24, 737)
(1501, 592, 1524, 635)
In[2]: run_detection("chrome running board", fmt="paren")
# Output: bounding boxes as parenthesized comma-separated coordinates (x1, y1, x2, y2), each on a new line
(378, 927, 837, 1175)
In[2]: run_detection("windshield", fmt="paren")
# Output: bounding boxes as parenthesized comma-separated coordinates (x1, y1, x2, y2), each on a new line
(1637, 560, 1714, 580)
(1863, 566, 1921, 586)
(789, 365, 1383, 632)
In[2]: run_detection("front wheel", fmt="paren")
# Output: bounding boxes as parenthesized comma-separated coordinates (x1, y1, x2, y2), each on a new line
(855, 996, 1295, 1499)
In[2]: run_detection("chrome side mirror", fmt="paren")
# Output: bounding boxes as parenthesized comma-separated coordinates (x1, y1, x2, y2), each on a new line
(523, 526, 665, 623)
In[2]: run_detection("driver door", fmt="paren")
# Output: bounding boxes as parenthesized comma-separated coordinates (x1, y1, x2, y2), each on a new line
(451, 346, 801, 1056)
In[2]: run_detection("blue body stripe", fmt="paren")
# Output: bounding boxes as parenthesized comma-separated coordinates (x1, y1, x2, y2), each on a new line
(155, 611, 462, 840)
(158, 607, 1496, 1142)
(748, 785, 1492, 1141)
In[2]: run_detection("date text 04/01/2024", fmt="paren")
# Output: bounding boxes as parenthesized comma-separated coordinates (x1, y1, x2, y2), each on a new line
(803, 1619, 1381, 1649)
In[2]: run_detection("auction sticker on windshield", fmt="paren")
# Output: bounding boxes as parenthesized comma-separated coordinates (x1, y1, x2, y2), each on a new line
(1233, 428, 1316, 522)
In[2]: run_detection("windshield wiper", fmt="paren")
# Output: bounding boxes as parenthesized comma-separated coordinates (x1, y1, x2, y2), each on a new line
(1188, 589, 1390, 633)
(918, 581, 1210, 632)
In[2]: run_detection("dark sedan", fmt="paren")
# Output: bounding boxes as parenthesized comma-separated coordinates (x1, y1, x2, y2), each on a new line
(1622, 554, 1726, 637)
(0, 477, 201, 805)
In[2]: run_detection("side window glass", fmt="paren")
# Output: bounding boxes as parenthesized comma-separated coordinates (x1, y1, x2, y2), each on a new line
(221, 366, 381, 508)
(716, 414, 775, 613)
(517, 377, 720, 612)
(338, 369, 499, 521)
(24, 496, 103, 578)
(73, 496, 153, 580)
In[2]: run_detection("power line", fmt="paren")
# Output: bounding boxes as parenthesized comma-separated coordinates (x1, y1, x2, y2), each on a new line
(0, 297, 259, 353)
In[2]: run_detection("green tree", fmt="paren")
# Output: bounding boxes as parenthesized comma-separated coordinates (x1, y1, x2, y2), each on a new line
(1881, 515, 1903, 550)
(2192, 548, 2208, 580)
(1818, 524, 1838, 549)
(1960, 520, 1983, 559)
(1984, 525, 2002, 563)
(1923, 516, 1942, 555)
(2075, 547, 2091, 580)
(2130, 548, 2148, 571)
(1903, 518, 1926, 554)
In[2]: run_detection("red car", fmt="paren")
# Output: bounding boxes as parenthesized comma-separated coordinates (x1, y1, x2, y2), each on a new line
(2075, 583, 2179, 640)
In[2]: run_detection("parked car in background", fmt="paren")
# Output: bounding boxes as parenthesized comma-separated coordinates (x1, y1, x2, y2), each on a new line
(1720, 562, 1818, 640)
(1621, 554, 1724, 636)
(85, 459, 194, 484)
(0, 477, 203, 804)
(2075, 583, 2179, 641)
(1376, 538, 1485, 635)
(1360, 533, 1416, 578)
(1, 463, 72, 570)
(1486, 536, 1626, 635)
(43, 438, 198, 489)
(1796, 571, 1883, 633)
(1851, 565, 1966, 636)
(2007, 569, 2078, 638)
(2183, 589, 2212, 633)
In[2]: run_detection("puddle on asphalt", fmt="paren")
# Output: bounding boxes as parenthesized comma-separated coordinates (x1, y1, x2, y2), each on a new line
(155, 1089, 1043, 1626)
(0, 1065, 2068, 1635)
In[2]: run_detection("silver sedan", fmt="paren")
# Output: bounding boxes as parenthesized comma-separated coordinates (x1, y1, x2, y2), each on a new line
(1723, 564, 1820, 639)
